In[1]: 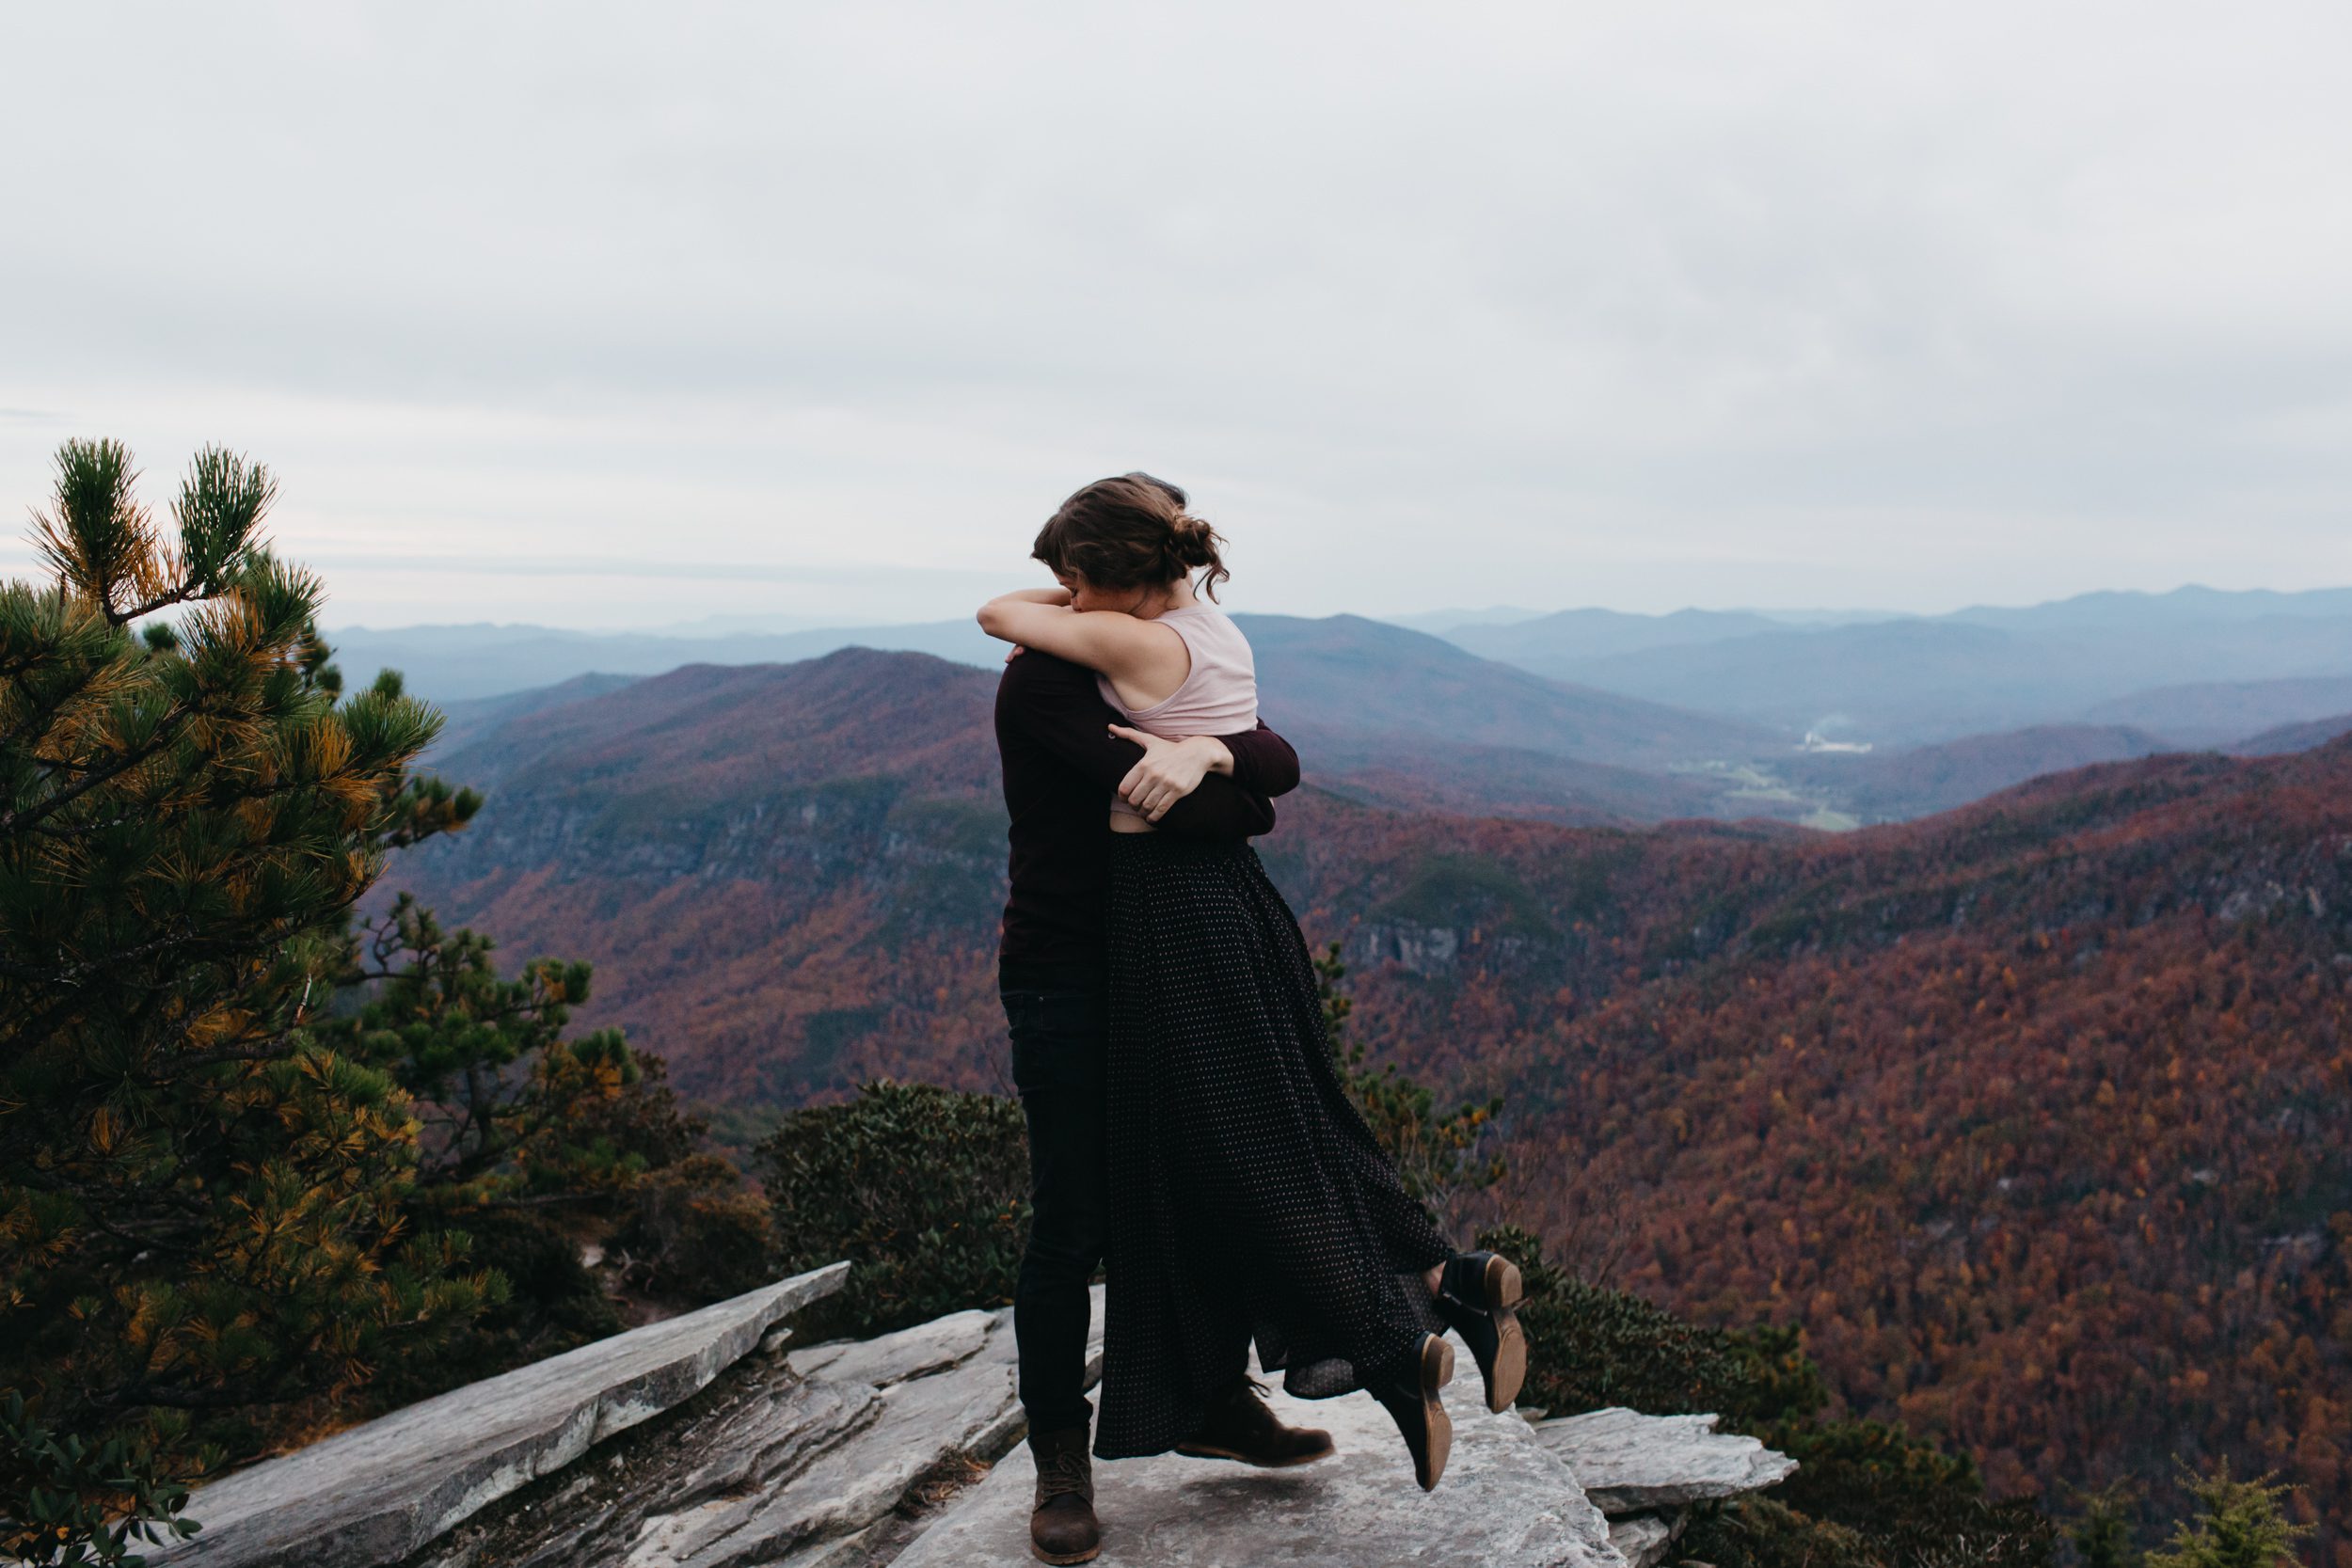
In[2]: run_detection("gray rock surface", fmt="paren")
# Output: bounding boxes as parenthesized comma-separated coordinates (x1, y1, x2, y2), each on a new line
(1534, 1408, 1796, 1513)
(410, 1285, 1104, 1568)
(1606, 1513, 1681, 1568)
(153, 1263, 848, 1568)
(895, 1355, 1629, 1568)
(785, 1307, 996, 1388)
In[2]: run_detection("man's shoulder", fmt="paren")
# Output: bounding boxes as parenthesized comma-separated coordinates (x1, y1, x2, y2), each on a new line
(997, 648, 1097, 701)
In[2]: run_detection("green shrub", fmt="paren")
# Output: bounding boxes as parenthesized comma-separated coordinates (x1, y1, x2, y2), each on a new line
(611, 1152, 777, 1303)
(1681, 1497, 1883, 1568)
(759, 1080, 1030, 1340)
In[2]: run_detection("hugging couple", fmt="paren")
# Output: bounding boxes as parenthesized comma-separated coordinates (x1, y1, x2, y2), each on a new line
(979, 474, 1527, 1564)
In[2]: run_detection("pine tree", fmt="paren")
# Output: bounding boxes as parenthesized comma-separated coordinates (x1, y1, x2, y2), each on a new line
(314, 892, 775, 1377)
(2, 439, 768, 1561)
(2146, 1464, 2311, 1568)
(324, 893, 691, 1211)
(2074, 1482, 2146, 1568)
(0, 441, 490, 1562)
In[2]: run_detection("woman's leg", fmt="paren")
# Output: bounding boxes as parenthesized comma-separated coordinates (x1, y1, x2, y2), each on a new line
(1100, 837, 1464, 1481)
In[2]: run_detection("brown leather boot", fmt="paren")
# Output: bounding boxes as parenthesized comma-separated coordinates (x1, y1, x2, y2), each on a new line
(1173, 1377, 1337, 1467)
(1026, 1424, 1101, 1565)
(1434, 1249, 1528, 1414)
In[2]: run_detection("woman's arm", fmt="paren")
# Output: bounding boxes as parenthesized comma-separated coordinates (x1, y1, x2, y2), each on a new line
(976, 592, 1186, 697)
(1107, 721, 1302, 820)
(1108, 726, 1233, 821)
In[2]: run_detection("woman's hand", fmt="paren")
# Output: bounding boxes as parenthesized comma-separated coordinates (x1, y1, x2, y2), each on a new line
(1109, 726, 1234, 820)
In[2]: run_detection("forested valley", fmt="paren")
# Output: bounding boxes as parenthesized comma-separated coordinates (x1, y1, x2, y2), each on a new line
(391, 645, 2352, 1558)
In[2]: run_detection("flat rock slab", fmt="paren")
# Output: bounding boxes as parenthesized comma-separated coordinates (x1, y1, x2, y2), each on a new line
(421, 1286, 1105, 1568)
(1533, 1408, 1795, 1514)
(895, 1359, 1627, 1568)
(787, 1307, 998, 1388)
(155, 1263, 849, 1568)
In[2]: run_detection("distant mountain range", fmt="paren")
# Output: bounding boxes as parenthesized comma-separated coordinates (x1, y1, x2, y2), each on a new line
(403, 642, 2352, 1105)
(2077, 674, 2352, 744)
(386, 646, 2352, 1551)
(346, 584, 2352, 778)
(335, 620, 1002, 703)
(1245, 615, 1780, 772)
(423, 621, 1808, 827)
(1442, 606, 1791, 664)
(1448, 588, 2352, 753)
(1438, 589, 2352, 745)
(2232, 708, 2352, 755)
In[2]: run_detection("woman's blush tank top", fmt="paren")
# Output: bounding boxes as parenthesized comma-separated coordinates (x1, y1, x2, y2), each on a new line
(1097, 605, 1260, 819)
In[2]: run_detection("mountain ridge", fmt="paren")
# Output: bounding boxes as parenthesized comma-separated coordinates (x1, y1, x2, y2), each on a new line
(335, 585, 2352, 755)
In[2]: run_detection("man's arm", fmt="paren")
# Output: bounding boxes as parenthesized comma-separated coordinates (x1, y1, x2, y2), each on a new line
(1000, 653, 1276, 839)
(1107, 722, 1298, 821)
(1220, 723, 1300, 800)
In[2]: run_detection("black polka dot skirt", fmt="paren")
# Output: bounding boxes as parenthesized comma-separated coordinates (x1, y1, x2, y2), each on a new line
(1094, 833, 1454, 1460)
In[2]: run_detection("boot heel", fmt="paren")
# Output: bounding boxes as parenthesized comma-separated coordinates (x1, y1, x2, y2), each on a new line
(1417, 1333, 1454, 1490)
(1486, 1254, 1524, 1311)
(1486, 1259, 1528, 1415)
(1425, 1333, 1455, 1389)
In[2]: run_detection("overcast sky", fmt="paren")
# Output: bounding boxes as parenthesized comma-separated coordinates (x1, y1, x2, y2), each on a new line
(3, 2, 2348, 629)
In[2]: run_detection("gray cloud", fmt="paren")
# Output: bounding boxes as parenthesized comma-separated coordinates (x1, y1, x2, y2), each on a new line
(3, 0, 2348, 627)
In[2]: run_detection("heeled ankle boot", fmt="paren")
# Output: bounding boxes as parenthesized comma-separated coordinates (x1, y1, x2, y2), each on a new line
(1366, 1331, 1455, 1492)
(1433, 1249, 1527, 1413)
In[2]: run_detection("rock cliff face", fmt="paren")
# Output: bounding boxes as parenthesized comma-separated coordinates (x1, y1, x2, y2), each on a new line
(156, 1268, 1794, 1568)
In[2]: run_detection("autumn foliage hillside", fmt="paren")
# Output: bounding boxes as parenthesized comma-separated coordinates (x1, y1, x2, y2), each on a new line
(397, 651, 2352, 1553)
(1294, 744, 2351, 1554)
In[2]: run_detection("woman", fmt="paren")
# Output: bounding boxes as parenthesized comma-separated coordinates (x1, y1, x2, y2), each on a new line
(977, 473, 1525, 1492)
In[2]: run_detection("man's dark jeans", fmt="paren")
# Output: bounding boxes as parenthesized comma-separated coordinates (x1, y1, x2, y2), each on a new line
(1001, 983, 1110, 1436)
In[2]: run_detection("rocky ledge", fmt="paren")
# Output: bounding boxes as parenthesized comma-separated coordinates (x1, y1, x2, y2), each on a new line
(152, 1263, 850, 1568)
(153, 1268, 1795, 1568)
(1534, 1407, 1803, 1568)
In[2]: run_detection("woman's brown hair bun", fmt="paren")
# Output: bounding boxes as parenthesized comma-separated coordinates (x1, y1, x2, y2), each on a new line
(1032, 472, 1231, 601)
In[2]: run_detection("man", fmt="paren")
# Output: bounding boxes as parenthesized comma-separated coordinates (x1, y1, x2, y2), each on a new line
(994, 643, 1331, 1566)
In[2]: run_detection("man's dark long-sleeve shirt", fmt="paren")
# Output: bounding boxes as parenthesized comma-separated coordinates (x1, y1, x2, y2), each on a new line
(995, 649, 1300, 989)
